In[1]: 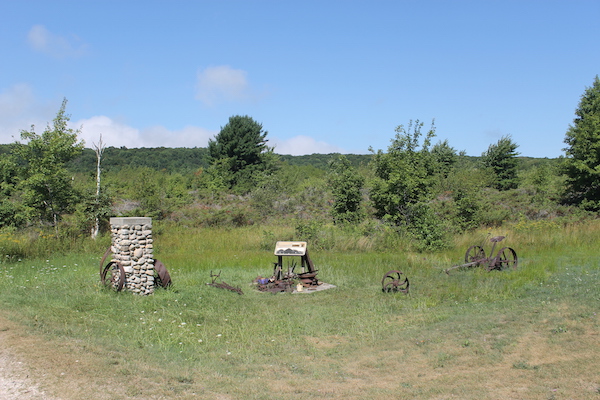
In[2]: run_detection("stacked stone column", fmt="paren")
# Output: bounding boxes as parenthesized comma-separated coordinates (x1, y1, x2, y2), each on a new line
(110, 217, 155, 295)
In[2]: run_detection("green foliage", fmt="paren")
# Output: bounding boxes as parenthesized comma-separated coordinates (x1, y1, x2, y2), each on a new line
(0, 200, 27, 228)
(293, 218, 334, 250)
(369, 120, 436, 222)
(11, 99, 85, 230)
(563, 75, 600, 210)
(431, 139, 459, 177)
(432, 166, 489, 232)
(481, 135, 520, 191)
(208, 115, 279, 193)
(327, 155, 365, 224)
(519, 159, 565, 207)
(67, 146, 210, 174)
(369, 120, 449, 250)
(280, 153, 372, 169)
(72, 187, 113, 236)
(0, 229, 28, 260)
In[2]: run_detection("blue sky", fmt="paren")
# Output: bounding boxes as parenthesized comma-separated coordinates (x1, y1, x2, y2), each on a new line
(1, 0, 598, 157)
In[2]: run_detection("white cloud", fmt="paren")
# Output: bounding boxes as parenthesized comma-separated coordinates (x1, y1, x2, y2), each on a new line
(0, 84, 54, 143)
(75, 116, 217, 149)
(195, 65, 251, 106)
(27, 25, 87, 58)
(140, 125, 216, 148)
(0, 85, 215, 149)
(75, 116, 141, 148)
(272, 135, 345, 155)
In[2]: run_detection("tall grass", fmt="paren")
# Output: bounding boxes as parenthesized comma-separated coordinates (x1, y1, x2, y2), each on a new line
(0, 220, 598, 399)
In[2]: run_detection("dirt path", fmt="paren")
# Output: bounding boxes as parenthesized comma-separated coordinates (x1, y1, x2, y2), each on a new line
(0, 320, 60, 400)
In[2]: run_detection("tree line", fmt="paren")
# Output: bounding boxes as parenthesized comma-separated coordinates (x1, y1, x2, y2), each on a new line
(0, 76, 598, 250)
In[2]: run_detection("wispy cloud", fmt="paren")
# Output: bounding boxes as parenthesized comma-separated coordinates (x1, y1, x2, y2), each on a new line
(27, 25, 88, 59)
(0, 84, 35, 120)
(195, 65, 253, 106)
(272, 135, 345, 155)
(0, 84, 55, 142)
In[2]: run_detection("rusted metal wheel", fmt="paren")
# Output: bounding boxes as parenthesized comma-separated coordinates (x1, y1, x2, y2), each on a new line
(101, 261, 125, 291)
(382, 270, 409, 293)
(490, 247, 518, 271)
(465, 245, 486, 265)
(154, 259, 171, 287)
(99, 247, 112, 276)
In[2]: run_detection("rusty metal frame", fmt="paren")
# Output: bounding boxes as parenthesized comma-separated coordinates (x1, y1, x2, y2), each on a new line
(382, 270, 410, 293)
(445, 235, 518, 274)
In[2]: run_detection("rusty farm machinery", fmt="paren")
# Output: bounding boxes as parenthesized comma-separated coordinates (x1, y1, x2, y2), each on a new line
(255, 241, 324, 293)
(381, 270, 410, 293)
(444, 235, 518, 274)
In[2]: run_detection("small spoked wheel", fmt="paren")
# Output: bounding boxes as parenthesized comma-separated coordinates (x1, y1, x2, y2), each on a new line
(382, 270, 409, 293)
(465, 245, 486, 265)
(490, 247, 518, 271)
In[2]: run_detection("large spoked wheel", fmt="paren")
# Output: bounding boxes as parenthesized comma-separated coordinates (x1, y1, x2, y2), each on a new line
(101, 261, 125, 291)
(465, 245, 486, 265)
(154, 259, 172, 287)
(381, 270, 409, 293)
(490, 247, 518, 271)
(99, 247, 112, 276)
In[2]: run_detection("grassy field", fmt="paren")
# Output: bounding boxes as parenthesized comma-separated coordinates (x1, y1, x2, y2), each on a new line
(0, 221, 599, 399)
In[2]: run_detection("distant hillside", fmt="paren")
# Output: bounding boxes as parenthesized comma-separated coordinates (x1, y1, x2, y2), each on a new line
(64, 148, 373, 174)
(0, 144, 559, 175)
(279, 153, 372, 169)
(66, 147, 210, 174)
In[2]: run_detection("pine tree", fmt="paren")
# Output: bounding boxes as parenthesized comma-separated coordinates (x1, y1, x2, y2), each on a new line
(481, 135, 520, 191)
(563, 76, 600, 209)
(207, 115, 277, 192)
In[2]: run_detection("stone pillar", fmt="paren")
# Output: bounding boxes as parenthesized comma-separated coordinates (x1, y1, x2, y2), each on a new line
(110, 217, 154, 295)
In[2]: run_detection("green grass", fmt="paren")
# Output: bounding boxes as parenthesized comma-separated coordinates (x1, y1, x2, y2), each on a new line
(0, 222, 599, 399)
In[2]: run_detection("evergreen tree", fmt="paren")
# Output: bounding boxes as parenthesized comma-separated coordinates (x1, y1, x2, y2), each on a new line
(207, 115, 278, 192)
(563, 76, 600, 209)
(481, 135, 520, 191)
(431, 139, 458, 178)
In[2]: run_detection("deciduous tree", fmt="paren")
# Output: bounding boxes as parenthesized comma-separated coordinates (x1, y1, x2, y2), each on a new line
(369, 120, 448, 250)
(13, 99, 84, 231)
(327, 154, 364, 224)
